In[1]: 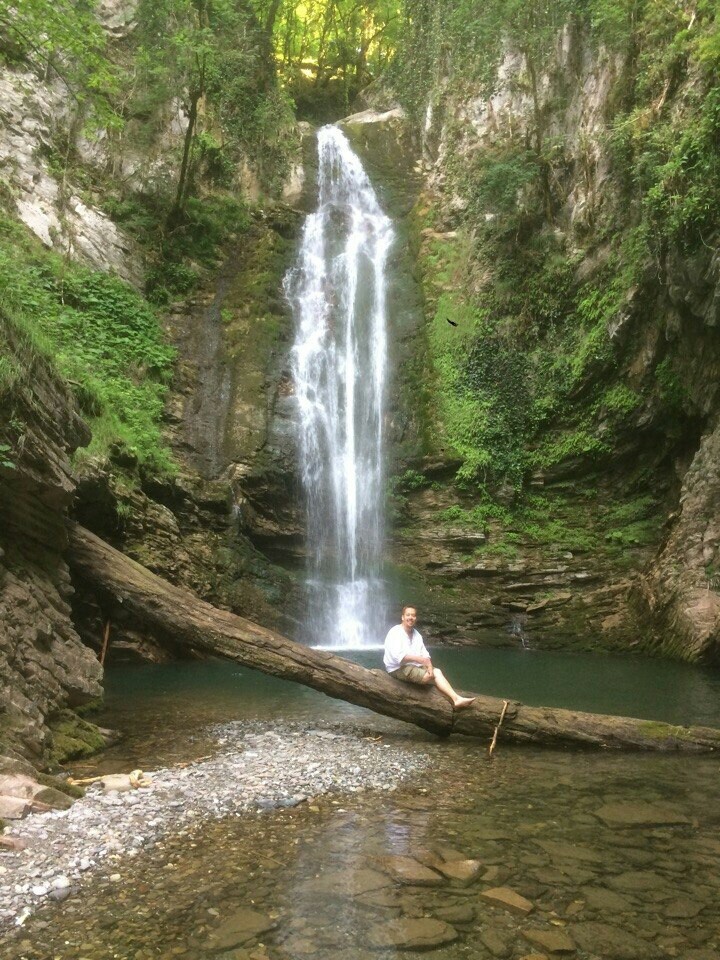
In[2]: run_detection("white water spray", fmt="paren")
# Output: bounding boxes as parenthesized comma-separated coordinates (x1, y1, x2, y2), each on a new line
(286, 126, 393, 648)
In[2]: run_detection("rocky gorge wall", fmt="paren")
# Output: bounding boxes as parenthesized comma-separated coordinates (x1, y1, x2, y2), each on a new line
(0, 321, 104, 801)
(342, 20, 720, 661)
(1, 0, 719, 801)
(0, 6, 303, 774)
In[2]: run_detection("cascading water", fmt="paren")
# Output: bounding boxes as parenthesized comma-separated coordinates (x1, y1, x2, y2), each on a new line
(286, 126, 393, 649)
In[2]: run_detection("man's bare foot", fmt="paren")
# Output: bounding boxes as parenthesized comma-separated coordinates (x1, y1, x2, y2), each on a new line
(454, 696, 476, 710)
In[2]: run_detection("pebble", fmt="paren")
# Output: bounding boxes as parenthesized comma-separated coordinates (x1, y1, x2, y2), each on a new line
(0, 720, 428, 929)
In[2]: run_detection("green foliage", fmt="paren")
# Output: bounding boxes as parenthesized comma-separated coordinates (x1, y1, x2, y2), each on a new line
(392, 0, 580, 125)
(0, 354, 20, 395)
(433, 487, 663, 561)
(103, 191, 251, 304)
(439, 502, 513, 528)
(452, 147, 539, 226)
(417, 227, 626, 486)
(132, 0, 297, 205)
(0, 442, 15, 469)
(0, 212, 175, 475)
(0, 0, 121, 130)
(601, 495, 661, 547)
(533, 429, 609, 470)
(254, 0, 402, 120)
(397, 469, 428, 491)
(655, 357, 687, 413)
(595, 384, 640, 419)
(397, 0, 719, 256)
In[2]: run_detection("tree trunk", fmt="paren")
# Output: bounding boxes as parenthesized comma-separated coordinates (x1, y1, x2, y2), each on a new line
(171, 89, 200, 220)
(67, 523, 720, 753)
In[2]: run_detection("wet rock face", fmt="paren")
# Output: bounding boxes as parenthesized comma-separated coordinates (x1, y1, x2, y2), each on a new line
(387, 477, 649, 652)
(340, 107, 420, 218)
(635, 418, 720, 663)
(0, 331, 102, 767)
(627, 245, 720, 662)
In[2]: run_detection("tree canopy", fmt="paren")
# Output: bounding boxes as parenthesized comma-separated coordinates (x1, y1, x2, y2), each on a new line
(252, 0, 402, 118)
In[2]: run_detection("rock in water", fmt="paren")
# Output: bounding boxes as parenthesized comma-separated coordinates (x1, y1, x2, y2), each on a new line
(368, 918, 458, 950)
(436, 859, 482, 886)
(523, 928, 576, 954)
(204, 908, 275, 950)
(377, 855, 444, 886)
(481, 887, 535, 915)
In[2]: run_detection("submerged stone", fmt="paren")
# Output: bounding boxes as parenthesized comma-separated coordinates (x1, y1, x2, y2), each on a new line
(432, 843, 470, 863)
(367, 917, 458, 950)
(436, 859, 482, 886)
(301, 868, 393, 899)
(664, 897, 705, 919)
(580, 885, 633, 912)
(433, 903, 475, 924)
(571, 921, 656, 959)
(480, 927, 513, 957)
(522, 928, 576, 954)
(533, 839, 603, 863)
(594, 803, 690, 827)
(377, 855, 444, 886)
(481, 886, 534, 915)
(204, 908, 275, 950)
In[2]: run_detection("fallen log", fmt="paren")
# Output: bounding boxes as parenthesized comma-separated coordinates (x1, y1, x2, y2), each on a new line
(68, 523, 720, 752)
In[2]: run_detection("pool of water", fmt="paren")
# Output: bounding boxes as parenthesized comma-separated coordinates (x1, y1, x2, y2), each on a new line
(79, 647, 720, 775)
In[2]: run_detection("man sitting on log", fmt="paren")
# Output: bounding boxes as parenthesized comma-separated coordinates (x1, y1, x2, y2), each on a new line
(384, 606, 475, 709)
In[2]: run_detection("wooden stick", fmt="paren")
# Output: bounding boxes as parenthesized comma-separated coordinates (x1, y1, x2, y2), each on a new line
(99, 619, 111, 665)
(488, 700, 510, 758)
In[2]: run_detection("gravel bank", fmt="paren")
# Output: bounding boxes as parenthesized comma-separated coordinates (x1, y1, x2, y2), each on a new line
(0, 720, 430, 928)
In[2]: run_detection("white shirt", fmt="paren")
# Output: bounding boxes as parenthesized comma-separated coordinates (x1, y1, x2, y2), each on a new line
(383, 624, 430, 673)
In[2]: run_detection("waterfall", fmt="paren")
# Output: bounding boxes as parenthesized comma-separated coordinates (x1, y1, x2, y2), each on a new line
(285, 126, 393, 648)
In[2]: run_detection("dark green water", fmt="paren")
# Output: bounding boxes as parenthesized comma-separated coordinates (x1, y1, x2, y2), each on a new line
(74, 647, 720, 776)
(102, 647, 720, 730)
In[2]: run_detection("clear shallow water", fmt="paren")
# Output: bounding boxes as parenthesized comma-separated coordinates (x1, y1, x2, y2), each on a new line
(5, 733, 720, 960)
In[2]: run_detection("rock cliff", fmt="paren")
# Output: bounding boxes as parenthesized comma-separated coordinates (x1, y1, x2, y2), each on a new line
(0, 319, 103, 775)
(342, 19, 720, 661)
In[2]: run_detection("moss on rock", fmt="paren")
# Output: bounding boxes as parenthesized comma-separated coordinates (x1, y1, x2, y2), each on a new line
(48, 710, 107, 765)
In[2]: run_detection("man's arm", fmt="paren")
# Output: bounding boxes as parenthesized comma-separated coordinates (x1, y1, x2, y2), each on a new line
(400, 653, 432, 668)
(404, 633, 433, 677)
(400, 647, 434, 679)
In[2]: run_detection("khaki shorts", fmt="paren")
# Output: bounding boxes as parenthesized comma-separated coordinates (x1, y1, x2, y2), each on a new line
(391, 664, 428, 684)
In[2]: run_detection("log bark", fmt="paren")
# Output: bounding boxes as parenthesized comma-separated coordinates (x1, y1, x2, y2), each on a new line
(67, 523, 720, 753)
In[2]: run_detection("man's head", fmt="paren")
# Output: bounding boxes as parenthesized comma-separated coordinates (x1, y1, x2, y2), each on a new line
(401, 606, 417, 632)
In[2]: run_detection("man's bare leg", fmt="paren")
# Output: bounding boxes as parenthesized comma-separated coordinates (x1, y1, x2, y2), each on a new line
(427, 668, 475, 709)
